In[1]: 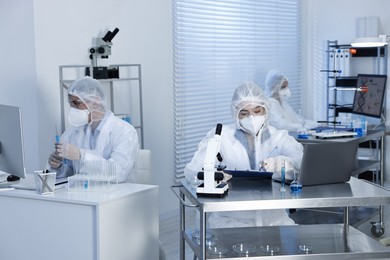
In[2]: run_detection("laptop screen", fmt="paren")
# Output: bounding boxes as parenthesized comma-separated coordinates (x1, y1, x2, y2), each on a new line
(298, 142, 359, 186)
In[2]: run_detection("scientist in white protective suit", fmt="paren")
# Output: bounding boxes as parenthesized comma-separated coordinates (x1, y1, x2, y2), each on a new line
(265, 69, 318, 131)
(48, 76, 139, 182)
(184, 82, 303, 228)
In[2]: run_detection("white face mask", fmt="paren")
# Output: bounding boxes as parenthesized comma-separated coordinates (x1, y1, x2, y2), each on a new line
(279, 88, 291, 99)
(240, 115, 265, 136)
(68, 107, 90, 127)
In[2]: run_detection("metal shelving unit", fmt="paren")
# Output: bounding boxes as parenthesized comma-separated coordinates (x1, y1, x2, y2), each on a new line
(322, 41, 388, 180)
(59, 64, 144, 148)
(320, 42, 388, 237)
(323, 40, 388, 123)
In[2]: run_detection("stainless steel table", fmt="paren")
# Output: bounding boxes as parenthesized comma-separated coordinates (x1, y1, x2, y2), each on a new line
(173, 177, 390, 259)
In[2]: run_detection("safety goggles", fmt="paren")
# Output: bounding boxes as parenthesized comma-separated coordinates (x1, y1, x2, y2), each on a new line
(238, 105, 266, 118)
(68, 95, 87, 109)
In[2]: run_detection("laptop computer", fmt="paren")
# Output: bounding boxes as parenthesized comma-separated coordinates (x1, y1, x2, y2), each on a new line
(274, 141, 358, 186)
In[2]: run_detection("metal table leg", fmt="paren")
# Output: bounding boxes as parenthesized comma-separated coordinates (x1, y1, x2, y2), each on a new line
(370, 135, 385, 238)
(180, 189, 186, 259)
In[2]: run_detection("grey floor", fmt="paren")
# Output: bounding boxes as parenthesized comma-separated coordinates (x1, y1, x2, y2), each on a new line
(160, 209, 196, 260)
(160, 181, 390, 260)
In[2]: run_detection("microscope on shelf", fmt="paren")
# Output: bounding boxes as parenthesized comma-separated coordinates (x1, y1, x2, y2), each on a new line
(87, 27, 120, 79)
(196, 123, 229, 196)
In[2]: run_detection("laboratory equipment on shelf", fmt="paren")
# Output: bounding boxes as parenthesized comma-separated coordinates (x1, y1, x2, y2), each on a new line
(321, 40, 388, 133)
(196, 123, 228, 196)
(88, 27, 119, 72)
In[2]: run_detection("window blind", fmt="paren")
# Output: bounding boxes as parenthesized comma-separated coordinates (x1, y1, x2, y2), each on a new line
(173, 0, 302, 181)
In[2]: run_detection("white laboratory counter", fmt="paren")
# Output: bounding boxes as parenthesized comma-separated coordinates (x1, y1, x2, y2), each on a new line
(0, 182, 159, 260)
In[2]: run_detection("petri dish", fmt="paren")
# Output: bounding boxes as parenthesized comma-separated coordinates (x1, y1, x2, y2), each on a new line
(260, 245, 280, 255)
(232, 243, 257, 256)
(208, 245, 228, 256)
(299, 244, 312, 254)
(192, 229, 216, 246)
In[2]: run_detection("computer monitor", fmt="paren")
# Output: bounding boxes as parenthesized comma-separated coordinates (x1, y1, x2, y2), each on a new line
(0, 104, 26, 179)
(351, 74, 387, 119)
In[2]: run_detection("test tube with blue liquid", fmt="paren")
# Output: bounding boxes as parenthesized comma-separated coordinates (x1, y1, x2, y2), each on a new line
(280, 159, 286, 192)
(55, 125, 60, 143)
(55, 125, 70, 166)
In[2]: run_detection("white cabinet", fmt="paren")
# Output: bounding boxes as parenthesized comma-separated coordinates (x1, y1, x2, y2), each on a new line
(59, 64, 144, 148)
(0, 183, 159, 260)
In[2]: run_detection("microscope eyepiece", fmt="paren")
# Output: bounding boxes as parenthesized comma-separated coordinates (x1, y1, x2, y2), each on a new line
(102, 28, 120, 42)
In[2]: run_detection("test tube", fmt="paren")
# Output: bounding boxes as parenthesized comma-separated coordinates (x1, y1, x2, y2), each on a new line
(280, 159, 286, 192)
(55, 124, 60, 143)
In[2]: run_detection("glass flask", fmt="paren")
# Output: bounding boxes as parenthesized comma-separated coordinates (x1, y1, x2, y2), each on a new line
(290, 170, 302, 192)
(297, 119, 309, 139)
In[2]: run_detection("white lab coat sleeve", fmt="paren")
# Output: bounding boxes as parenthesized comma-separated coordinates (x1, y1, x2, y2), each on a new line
(52, 159, 74, 179)
(52, 129, 78, 179)
(81, 125, 139, 183)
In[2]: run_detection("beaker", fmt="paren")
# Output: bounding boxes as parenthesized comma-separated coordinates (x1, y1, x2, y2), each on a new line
(290, 170, 302, 192)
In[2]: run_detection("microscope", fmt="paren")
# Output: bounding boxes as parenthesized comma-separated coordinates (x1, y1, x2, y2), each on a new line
(87, 28, 120, 79)
(196, 123, 229, 196)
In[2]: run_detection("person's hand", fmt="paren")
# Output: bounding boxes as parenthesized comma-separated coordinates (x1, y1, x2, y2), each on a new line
(223, 172, 232, 182)
(57, 143, 81, 160)
(48, 151, 63, 169)
(263, 156, 295, 178)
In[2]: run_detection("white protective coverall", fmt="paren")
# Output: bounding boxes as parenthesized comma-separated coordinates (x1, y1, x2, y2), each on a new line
(265, 70, 317, 131)
(50, 77, 139, 183)
(184, 82, 303, 228)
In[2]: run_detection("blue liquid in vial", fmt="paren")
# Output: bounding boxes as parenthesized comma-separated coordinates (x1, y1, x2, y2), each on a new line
(290, 183, 302, 192)
(297, 133, 309, 139)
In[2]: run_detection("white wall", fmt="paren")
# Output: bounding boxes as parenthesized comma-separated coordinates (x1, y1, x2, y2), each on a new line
(304, 0, 390, 180)
(0, 1, 40, 173)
